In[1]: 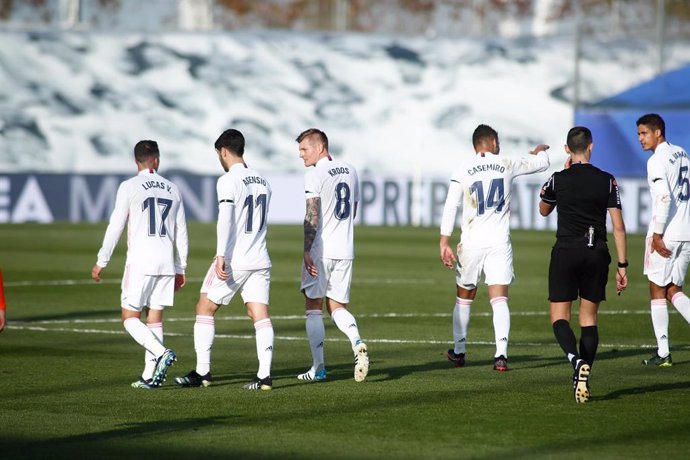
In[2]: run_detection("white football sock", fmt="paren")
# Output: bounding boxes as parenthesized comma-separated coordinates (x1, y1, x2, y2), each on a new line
(123, 317, 165, 358)
(651, 300, 670, 357)
(194, 315, 215, 376)
(331, 307, 361, 349)
(453, 298, 472, 354)
(142, 321, 163, 380)
(254, 319, 274, 379)
(671, 292, 690, 324)
(306, 310, 325, 370)
(491, 296, 510, 358)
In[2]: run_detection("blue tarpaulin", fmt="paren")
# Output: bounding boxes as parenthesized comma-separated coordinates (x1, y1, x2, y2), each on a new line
(575, 64, 690, 178)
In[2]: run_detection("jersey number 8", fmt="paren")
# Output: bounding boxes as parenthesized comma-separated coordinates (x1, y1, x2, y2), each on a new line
(334, 182, 351, 220)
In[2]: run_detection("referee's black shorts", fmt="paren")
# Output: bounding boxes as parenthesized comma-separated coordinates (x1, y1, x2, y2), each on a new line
(548, 239, 611, 303)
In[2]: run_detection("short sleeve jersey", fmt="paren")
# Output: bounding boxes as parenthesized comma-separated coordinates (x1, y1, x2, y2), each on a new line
(217, 163, 272, 270)
(97, 169, 189, 275)
(440, 151, 549, 249)
(540, 163, 621, 240)
(646, 141, 690, 241)
(305, 156, 360, 260)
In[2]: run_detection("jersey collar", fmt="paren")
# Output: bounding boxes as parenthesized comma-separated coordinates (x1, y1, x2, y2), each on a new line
(316, 155, 332, 166)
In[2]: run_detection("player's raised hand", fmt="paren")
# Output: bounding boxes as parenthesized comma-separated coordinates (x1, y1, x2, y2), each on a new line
(91, 265, 103, 282)
(530, 144, 550, 155)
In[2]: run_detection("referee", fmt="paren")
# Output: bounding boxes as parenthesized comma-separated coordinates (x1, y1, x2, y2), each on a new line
(539, 126, 628, 403)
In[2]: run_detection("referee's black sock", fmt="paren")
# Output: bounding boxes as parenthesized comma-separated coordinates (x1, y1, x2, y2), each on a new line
(579, 325, 599, 367)
(552, 319, 579, 368)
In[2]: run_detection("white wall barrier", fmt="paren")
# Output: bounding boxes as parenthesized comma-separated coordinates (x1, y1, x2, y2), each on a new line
(0, 173, 649, 233)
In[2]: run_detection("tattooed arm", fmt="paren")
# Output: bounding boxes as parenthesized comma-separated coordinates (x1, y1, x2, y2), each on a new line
(303, 197, 320, 277)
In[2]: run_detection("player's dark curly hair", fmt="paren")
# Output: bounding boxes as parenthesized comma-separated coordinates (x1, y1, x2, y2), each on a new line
(566, 126, 593, 153)
(134, 140, 159, 163)
(215, 129, 245, 156)
(296, 128, 329, 152)
(472, 124, 498, 149)
(636, 113, 665, 138)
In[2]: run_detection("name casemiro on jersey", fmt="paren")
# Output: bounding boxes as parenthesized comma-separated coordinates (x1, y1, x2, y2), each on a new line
(467, 164, 506, 176)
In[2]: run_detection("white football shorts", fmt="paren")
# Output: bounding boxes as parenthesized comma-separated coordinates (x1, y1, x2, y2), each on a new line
(301, 257, 353, 304)
(455, 242, 514, 289)
(121, 265, 174, 312)
(201, 262, 271, 306)
(644, 238, 690, 287)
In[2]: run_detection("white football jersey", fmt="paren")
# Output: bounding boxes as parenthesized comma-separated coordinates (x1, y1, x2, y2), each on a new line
(440, 151, 549, 248)
(647, 141, 690, 241)
(305, 156, 360, 260)
(97, 169, 188, 275)
(216, 163, 272, 270)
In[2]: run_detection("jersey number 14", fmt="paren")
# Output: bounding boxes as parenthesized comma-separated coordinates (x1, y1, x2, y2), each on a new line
(470, 179, 505, 215)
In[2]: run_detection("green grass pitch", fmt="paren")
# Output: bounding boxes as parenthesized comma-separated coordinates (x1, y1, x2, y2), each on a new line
(1, 223, 690, 459)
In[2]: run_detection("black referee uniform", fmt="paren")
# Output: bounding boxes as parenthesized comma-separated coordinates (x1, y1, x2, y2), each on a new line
(540, 163, 622, 302)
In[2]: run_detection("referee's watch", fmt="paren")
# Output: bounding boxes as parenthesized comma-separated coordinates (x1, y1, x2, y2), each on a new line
(617, 260, 629, 268)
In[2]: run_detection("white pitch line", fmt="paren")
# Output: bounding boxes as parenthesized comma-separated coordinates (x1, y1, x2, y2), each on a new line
(5, 276, 435, 288)
(19, 309, 659, 326)
(5, 324, 658, 349)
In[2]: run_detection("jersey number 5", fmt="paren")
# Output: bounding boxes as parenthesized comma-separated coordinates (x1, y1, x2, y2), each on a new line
(143, 197, 173, 237)
(470, 179, 505, 215)
(679, 165, 689, 202)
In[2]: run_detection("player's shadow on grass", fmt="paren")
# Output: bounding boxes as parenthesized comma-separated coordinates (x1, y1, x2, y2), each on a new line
(2, 416, 239, 458)
(12, 309, 114, 323)
(595, 380, 690, 401)
(270, 363, 360, 388)
(517, 347, 652, 370)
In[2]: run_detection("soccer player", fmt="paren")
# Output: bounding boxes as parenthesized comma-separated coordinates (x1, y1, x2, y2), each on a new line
(91, 140, 188, 388)
(439, 124, 550, 371)
(175, 128, 275, 391)
(296, 128, 369, 383)
(539, 126, 628, 403)
(637, 113, 690, 367)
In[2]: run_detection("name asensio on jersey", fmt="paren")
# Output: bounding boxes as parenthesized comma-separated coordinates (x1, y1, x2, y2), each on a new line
(328, 167, 349, 177)
(243, 176, 267, 186)
(142, 181, 171, 193)
(467, 164, 506, 176)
